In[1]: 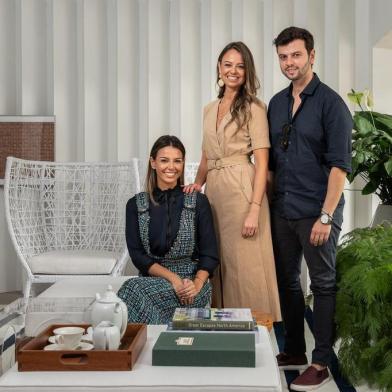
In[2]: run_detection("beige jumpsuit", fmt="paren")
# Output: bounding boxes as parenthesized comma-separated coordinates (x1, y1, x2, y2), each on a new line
(203, 99, 281, 321)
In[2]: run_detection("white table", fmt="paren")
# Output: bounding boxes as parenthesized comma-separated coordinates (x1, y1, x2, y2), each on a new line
(0, 325, 281, 392)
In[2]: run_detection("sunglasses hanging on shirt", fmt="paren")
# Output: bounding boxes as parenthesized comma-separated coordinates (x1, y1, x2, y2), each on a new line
(280, 123, 293, 151)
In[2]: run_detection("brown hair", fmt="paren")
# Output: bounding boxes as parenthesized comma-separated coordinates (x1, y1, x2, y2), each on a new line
(145, 135, 186, 204)
(217, 41, 260, 130)
(273, 26, 314, 55)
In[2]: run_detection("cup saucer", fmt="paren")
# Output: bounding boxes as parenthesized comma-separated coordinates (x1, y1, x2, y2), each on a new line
(44, 342, 94, 351)
(48, 334, 92, 344)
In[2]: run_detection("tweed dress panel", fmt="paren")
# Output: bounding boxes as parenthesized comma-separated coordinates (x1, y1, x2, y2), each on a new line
(117, 192, 212, 324)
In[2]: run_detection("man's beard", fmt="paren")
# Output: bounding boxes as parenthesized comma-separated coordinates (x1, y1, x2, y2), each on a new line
(283, 60, 311, 81)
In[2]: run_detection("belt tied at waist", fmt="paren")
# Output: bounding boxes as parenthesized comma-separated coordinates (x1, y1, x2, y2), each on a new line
(207, 155, 250, 170)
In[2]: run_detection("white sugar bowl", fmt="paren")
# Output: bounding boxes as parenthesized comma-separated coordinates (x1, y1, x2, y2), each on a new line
(93, 321, 121, 350)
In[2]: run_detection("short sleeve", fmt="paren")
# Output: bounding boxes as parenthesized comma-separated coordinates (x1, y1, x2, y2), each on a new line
(248, 101, 271, 150)
(322, 95, 353, 173)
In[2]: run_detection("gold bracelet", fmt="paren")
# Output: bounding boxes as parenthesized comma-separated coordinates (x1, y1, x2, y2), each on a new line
(251, 200, 261, 206)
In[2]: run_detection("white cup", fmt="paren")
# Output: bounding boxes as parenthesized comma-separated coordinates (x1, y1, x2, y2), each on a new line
(53, 326, 85, 350)
(93, 321, 120, 350)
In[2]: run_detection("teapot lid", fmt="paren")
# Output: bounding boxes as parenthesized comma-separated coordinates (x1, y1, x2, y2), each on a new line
(96, 285, 121, 303)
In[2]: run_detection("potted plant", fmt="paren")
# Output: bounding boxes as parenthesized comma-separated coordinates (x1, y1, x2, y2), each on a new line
(335, 225, 392, 391)
(347, 90, 392, 225)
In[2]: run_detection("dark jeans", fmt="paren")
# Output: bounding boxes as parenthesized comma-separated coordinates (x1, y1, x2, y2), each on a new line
(271, 209, 343, 366)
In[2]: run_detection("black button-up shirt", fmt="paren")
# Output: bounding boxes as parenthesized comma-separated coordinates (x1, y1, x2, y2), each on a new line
(125, 186, 219, 276)
(268, 74, 352, 219)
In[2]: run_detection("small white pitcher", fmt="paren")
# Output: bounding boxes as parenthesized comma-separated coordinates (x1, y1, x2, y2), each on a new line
(93, 321, 121, 350)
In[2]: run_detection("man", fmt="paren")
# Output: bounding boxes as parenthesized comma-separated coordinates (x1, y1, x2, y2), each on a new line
(267, 27, 352, 391)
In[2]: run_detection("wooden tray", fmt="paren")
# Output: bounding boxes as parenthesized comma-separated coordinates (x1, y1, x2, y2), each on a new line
(17, 323, 147, 371)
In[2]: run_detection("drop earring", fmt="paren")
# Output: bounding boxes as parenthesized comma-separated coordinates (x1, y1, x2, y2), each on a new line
(218, 76, 224, 88)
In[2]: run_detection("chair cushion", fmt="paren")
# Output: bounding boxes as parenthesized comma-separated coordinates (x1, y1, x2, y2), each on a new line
(29, 250, 120, 275)
(38, 276, 132, 298)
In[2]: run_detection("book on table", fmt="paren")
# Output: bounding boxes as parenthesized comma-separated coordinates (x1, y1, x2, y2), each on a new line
(152, 331, 255, 367)
(166, 322, 260, 343)
(171, 308, 255, 330)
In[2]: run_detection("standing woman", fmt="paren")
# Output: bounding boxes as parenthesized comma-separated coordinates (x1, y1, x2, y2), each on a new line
(184, 42, 281, 321)
(118, 135, 219, 324)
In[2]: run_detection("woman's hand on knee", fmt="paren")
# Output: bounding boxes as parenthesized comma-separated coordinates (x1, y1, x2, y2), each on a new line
(177, 279, 200, 305)
(171, 276, 184, 294)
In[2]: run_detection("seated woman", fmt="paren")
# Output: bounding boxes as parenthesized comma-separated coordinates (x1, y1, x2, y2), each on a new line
(118, 135, 219, 324)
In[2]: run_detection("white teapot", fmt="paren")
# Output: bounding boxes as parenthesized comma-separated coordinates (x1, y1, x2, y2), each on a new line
(90, 285, 128, 338)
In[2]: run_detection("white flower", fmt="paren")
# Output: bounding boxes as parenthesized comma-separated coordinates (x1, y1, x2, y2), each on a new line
(363, 89, 374, 111)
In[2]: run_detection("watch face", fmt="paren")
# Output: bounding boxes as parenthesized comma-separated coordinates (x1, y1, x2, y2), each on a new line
(320, 214, 329, 224)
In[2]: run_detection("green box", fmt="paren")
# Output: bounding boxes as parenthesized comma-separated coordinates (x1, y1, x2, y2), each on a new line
(152, 331, 255, 367)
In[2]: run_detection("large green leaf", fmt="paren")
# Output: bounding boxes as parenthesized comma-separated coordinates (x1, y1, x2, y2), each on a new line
(379, 130, 392, 144)
(362, 180, 379, 195)
(351, 158, 359, 176)
(370, 162, 382, 173)
(354, 113, 373, 135)
(368, 170, 382, 183)
(356, 151, 365, 164)
(347, 172, 356, 183)
(384, 158, 392, 176)
(371, 111, 391, 119)
(373, 113, 392, 130)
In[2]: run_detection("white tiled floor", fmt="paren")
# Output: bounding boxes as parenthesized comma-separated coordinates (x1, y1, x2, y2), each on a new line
(270, 323, 380, 392)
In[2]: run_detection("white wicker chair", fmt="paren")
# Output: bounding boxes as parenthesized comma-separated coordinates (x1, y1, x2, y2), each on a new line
(137, 159, 147, 191)
(4, 157, 141, 298)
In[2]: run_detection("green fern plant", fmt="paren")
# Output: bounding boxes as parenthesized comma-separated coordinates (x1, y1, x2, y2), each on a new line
(335, 225, 392, 391)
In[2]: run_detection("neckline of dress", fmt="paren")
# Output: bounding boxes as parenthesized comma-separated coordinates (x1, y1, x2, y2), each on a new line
(216, 99, 231, 131)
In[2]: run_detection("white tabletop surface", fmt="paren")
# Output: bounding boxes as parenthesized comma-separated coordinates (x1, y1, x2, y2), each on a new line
(0, 325, 281, 392)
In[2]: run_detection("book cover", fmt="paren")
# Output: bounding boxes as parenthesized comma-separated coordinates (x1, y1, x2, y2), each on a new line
(166, 322, 260, 343)
(171, 308, 255, 330)
(152, 331, 255, 367)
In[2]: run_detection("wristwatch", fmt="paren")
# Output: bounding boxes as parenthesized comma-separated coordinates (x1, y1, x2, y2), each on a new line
(320, 210, 333, 225)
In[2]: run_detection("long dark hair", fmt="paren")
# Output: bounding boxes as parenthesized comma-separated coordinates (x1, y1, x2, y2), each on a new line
(145, 135, 186, 203)
(217, 41, 260, 130)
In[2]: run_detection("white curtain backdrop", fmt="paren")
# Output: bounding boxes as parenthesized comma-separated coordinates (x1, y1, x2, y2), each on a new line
(1, 0, 392, 291)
